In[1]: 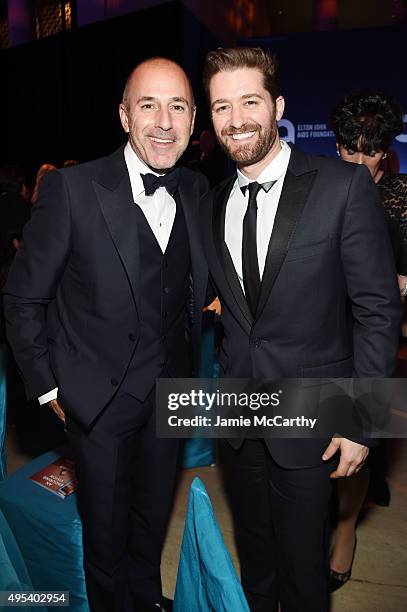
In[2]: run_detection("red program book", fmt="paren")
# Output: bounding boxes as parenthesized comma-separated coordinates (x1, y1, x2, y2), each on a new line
(30, 457, 78, 499)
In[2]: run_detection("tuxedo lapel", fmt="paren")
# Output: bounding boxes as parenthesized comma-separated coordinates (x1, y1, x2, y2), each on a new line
(212, 177, 253, 328)
(177, 170, 207, 310)
(255, 148, 317, 323)
(93, 147, 140, 312)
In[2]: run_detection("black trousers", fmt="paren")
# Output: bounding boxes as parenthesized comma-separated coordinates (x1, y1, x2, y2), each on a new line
(66, 389, 180, 612)
(219, 439, 335, 612)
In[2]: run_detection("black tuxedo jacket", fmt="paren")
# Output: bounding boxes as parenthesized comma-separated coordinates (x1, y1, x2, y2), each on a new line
(3, 147, 208, 429)
(201, 145, 401, 468)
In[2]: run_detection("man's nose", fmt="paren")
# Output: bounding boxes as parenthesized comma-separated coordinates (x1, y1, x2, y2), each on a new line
(156, 106, 172, 131)
(230, 105, 244, 129)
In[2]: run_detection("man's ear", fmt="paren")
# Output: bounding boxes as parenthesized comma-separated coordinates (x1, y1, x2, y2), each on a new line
(275, 96, 285, 121)
(119, 103, 130, 133)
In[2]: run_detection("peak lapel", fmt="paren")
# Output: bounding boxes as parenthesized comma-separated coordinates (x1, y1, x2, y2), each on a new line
(176, 170, 207, 310)
(255, 158, 317, 323)
(212, 177, 253, 329)
(93, 148, 140, 312)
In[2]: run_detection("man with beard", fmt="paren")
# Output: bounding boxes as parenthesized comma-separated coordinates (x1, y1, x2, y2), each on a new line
(200, 47, 400, 611)
(3, 58, 208, 612)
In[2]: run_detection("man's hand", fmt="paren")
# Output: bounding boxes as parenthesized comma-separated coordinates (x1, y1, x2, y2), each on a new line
(322, 437, 369, 478)
(203, 297, 221, 315)
(48, 398, 66, 425)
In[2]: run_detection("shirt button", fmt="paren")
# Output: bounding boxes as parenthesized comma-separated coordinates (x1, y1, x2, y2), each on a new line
(164, 287, 169, 294)
(128, 333, 136, 342)
(111, 378, 119, 386)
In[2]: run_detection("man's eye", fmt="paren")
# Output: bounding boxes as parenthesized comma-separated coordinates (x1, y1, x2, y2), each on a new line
(214, 105, 229, 114)
(141, 104, 156, 110)
(244, 100, 258, 106)
(171, 105, 185, 112)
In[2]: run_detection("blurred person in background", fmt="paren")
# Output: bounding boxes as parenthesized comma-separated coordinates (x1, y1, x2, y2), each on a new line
(31, 163, 57, 204)
(330, 89, 406, 591)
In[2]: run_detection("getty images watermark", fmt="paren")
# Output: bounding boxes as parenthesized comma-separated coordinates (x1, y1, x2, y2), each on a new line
(167, 388, 317, 430)
(156, 378, 407, 439)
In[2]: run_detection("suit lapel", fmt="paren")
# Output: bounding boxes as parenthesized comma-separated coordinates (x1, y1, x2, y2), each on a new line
(212, 177, 253, 328)
(255, 148, 317, 322)
(93, 147, 140, 312)
(177, 170, 207, 310)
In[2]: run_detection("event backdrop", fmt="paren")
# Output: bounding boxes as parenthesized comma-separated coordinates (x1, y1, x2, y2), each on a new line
(244, 25, 407, 172)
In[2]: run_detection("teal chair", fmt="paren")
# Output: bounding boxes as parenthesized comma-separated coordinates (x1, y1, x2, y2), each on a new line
(0, 352, 89, 612)
(1, 346, 45, 611)
(0, 508, 47, 612)
(182, 316, 217, 469)
(174, 477, 250, 612)
(0, 345, 7, 480)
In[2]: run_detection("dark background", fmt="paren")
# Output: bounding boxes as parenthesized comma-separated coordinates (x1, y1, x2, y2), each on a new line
(1, 2, 406, 177)
(1, 2, 218, 178)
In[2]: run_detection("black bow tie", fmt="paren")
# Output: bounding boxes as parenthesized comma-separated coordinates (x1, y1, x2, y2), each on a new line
(240, 180, 276, 196)
(141, 169, 179, 196)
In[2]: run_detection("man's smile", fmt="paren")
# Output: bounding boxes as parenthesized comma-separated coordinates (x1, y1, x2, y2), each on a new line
(230, 131, 256, 141)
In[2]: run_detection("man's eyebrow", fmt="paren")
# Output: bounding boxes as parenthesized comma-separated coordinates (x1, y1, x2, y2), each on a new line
(136, 96, 191, 106)
(211, 93, 264, 109)
(169, 96, 190, 106)
(211, 98, 229, 109)
(137, 96, 157, 104)
(241, 93, 264, 100)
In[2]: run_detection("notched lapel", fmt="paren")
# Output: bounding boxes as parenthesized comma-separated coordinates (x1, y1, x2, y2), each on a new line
(93, 173, 140, 311)
(213, 178, 253, 328)
(255, 168, 317, 322)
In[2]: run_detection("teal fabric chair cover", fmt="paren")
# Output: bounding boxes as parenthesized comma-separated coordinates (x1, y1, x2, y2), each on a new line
(174, 477, 250, 612)
(0, 509, 47, 612)
(182, 438, 215, 469)
(0, 450, 89, 611)
(182, 320, 216, 469)
(0, 345, 7, 480)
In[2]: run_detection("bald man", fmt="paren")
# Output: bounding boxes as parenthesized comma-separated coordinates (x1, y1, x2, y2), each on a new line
(3, 59, 208, 612)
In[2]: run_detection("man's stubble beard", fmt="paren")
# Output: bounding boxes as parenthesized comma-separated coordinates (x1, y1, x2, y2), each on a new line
(218, 120, 279, 166)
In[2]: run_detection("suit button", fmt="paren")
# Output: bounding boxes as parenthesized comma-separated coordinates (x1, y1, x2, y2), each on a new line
(128, 333, 136, 342)
(111, 378, 119, 386)
(163, 311, 168, 319)
(161, 335, 166, 341)
(164, 287, 169, 294)
(163, 260, 169, 268)
(253, 337, 261, 348)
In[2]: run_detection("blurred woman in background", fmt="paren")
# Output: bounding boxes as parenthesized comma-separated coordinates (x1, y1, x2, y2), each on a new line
(31, 163, 57, 205)
(330, 90, 406, 591)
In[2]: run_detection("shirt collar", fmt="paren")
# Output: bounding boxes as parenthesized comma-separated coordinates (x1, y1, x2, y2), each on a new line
(236, 140, 291, 191)
(124, 141, 160, 200)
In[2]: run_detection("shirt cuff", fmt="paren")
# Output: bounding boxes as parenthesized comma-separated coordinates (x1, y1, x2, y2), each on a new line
(38, 388, 58, 405)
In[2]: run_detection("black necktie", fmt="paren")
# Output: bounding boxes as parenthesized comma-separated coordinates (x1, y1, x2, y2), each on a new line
(141, 169, 179, 196)
(241, 180, 276, 316)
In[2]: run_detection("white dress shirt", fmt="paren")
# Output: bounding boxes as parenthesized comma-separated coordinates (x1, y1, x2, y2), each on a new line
(225, 140, 291, 290)
(124, 142, 177, 253)
(38, 143, 177, 404)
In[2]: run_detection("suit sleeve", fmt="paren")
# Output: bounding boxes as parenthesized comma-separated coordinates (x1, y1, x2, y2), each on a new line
(341, 164, 401, 377)
(2, 170, 72, 399)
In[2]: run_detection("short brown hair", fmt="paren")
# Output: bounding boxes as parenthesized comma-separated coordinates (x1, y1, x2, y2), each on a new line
(203, 47, 281, 101)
